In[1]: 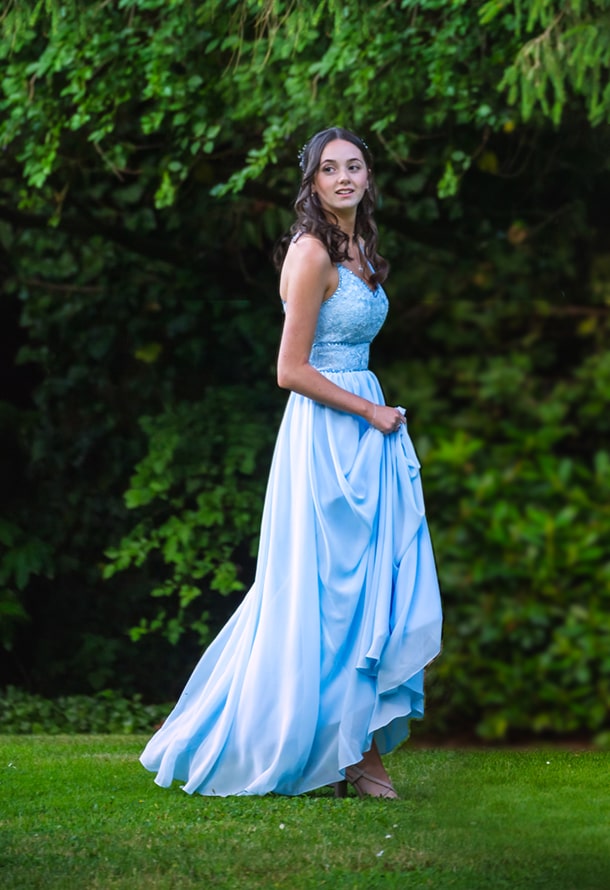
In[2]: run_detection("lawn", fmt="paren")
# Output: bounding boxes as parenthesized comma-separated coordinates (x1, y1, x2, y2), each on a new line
(0, 736, 608, 889)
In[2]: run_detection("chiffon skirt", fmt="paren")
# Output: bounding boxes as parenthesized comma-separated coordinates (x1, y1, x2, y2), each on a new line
(140, 369, 442, 796)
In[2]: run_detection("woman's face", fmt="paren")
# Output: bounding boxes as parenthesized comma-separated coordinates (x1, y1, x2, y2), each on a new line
(313, 139, 369, 218)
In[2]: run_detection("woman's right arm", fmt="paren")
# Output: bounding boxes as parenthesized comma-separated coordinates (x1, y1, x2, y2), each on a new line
(277, 237, 404, 435)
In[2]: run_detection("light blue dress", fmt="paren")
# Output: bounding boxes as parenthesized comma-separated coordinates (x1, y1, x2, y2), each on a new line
(140, 264, 443, 796)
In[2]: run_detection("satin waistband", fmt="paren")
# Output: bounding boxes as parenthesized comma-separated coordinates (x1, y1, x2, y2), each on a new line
(309, 341, 370, 372)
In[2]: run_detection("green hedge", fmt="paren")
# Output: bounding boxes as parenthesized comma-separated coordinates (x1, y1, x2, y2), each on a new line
(381, 307, 610, 743)
(0, 687, 168, 735)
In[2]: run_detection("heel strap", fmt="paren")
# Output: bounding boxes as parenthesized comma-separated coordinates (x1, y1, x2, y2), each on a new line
(345, 766, 398, 798)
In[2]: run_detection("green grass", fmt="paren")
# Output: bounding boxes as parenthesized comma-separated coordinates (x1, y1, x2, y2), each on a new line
(0, 737, 608, 889)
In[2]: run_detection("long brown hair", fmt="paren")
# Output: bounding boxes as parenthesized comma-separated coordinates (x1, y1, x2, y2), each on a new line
(273, 127, 389, 287)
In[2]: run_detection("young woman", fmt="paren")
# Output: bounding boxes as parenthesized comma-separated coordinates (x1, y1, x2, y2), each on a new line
(140, 127, 442, 798)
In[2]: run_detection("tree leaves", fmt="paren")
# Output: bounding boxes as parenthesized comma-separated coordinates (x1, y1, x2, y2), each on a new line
(499, 2, 610, 125)
(3, 0, 609, 205)
(1, 0, 609, 739)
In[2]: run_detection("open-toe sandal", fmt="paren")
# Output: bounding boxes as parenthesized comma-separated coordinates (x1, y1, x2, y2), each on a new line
(345, 766, 399, 799)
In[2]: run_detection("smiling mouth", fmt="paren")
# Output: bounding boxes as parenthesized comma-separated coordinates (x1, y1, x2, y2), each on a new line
(336, 189, 354, 195)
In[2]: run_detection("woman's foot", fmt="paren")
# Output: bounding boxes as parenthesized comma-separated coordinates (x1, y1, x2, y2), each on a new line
(344, 741, 399, 799)
(345, 765, 398, 799)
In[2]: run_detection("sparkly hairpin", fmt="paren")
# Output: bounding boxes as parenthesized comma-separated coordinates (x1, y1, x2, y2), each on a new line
(298, 142, 308, 171)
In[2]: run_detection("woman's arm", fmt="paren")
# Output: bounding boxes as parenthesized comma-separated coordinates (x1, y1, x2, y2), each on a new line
(277, 237, 403, 435)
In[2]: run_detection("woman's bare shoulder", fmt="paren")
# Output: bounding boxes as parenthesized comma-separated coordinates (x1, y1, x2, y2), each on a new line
(286, 233, 331, 267)
(280, 234, 333, 302)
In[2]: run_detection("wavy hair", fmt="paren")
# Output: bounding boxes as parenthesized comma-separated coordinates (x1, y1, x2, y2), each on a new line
(273, 127, 389, 287)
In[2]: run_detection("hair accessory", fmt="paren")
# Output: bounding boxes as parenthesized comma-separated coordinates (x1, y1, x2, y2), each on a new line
(298, 142, 308, 170)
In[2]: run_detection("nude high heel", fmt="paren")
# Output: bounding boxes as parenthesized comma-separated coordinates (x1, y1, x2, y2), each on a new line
(334, 779, 348, 798)
(345, 765, 399, 799)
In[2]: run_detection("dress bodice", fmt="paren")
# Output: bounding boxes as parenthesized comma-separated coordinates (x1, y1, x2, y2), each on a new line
(308, 265, 389, 372)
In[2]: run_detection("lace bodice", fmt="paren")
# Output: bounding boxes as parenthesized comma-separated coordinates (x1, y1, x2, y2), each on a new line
(307, 265, 388, 372)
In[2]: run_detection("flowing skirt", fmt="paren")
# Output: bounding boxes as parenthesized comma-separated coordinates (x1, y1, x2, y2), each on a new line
(140, 370, 442, 796)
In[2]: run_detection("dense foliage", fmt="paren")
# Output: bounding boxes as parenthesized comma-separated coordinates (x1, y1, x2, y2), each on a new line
(1, 0, 609, 739)
(0, 685, 169, 733)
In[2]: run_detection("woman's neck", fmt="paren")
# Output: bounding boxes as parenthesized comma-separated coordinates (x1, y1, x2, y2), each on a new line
(330, 209, 357, 240)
